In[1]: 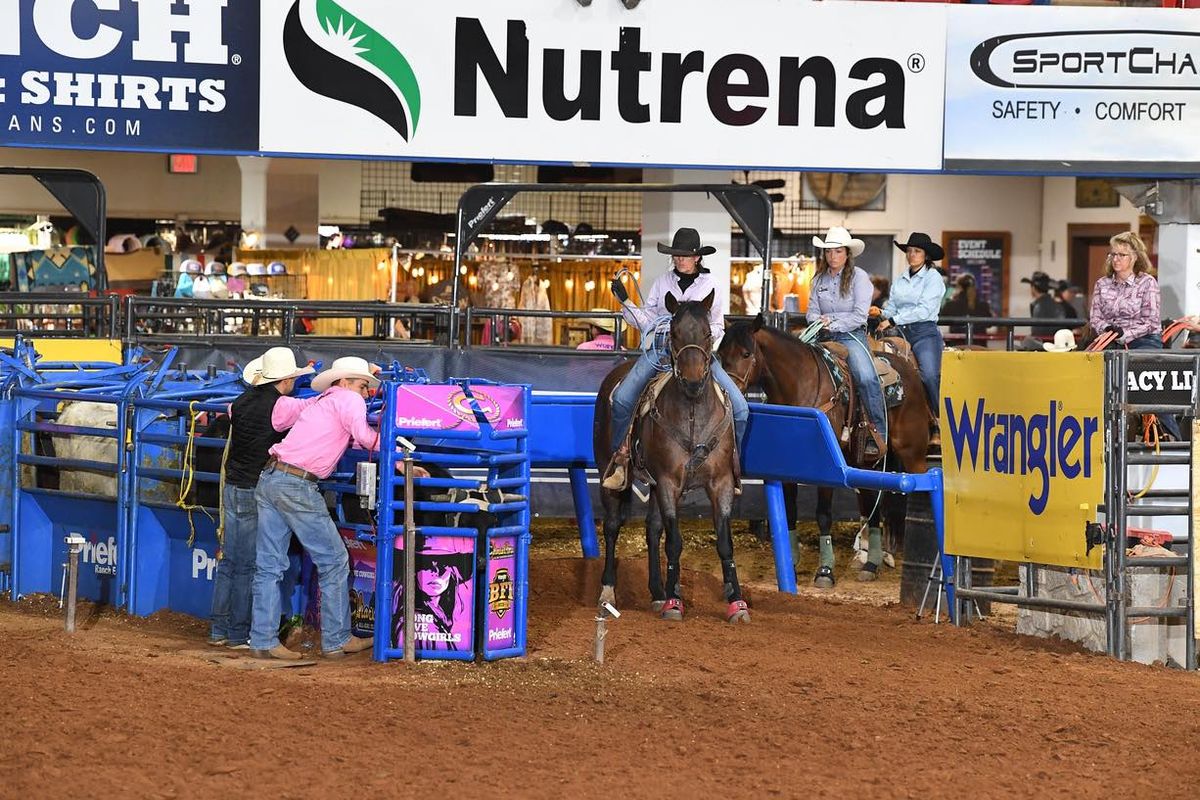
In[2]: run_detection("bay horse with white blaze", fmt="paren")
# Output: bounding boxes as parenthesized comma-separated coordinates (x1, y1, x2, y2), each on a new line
(593, 291, 749, 623)
(718, 315, 931, 586)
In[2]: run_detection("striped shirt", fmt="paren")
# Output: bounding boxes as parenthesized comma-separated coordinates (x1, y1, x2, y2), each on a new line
(1089, 272, 1161, 343)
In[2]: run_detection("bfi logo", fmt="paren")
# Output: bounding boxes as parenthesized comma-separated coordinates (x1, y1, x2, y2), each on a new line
(0, 0, 230, 64)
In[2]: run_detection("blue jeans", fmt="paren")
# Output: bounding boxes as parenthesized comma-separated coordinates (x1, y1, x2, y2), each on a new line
(209, 484, 258, 645)
(830, 329, 887, 432)
(898, 321, 944, 417)
(610, 350, 749, 451)
(1128, 335, 1183, 440)
(251, 468, 351, 653)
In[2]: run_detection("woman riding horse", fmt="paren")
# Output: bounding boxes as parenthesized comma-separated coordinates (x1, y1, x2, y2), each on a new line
(602, 227, 749, 492)
(718, 316, 931, 587)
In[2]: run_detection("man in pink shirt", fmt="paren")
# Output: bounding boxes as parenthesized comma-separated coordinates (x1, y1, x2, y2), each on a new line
(576, 309, 618, 351)
(250, 356, 388, 660)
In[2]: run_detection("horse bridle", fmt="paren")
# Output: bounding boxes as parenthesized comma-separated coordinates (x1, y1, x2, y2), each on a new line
(726, 349, 756, 391)
(669, 340, 712, 387)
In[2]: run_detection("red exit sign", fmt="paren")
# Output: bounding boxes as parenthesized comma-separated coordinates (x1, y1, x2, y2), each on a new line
(168, 154, 199, 174)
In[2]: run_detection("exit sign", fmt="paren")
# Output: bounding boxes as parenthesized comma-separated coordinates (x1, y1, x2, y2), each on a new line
(168, 154, 199, 174)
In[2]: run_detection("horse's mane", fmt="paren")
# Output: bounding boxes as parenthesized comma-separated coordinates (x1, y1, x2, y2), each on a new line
(722, 319, 809, 354)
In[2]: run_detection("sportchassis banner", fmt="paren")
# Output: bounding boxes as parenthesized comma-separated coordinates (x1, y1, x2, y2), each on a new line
(258, 0, 947, 170)
(944, 6, 1200, 175)
(0, 0, 259, 153)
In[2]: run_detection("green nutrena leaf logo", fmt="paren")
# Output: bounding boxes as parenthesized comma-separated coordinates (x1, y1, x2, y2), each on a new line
(283, 0, 422, 141)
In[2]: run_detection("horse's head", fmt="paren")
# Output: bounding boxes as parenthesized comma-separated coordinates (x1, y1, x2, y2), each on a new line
(717, 313, 765, 392)
(664, 290, 714, 399)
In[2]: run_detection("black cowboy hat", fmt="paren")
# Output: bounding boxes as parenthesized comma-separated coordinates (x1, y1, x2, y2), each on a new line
(1021, 271, 1052, 293)
(657, 227, 716, 257)
(894, 232, 944, 262)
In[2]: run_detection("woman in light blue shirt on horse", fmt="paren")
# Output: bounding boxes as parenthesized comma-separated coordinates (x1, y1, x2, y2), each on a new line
(877, 232, 946, 444)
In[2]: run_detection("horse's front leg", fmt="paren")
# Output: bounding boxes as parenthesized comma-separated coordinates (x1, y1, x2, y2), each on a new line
(598, 486, 628, 610)
(645, 491, 666, 611)
(814, 486, 836, 589)
(708, 475, 749, 623)
(656, 478, 686, 621)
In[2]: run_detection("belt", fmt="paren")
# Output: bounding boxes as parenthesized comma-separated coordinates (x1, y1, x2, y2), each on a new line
(266, 458, 319, 483)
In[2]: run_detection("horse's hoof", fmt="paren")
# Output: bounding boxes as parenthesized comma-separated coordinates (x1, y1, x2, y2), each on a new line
(650, 600, 665, 613)
(882, 552, 896, 569)
(726, 600, 751, 624)
(813, 565, 836, 589)
(660, 598, 684, 621)
(598, 585, 616, 609)
(857, 562, 879, 583)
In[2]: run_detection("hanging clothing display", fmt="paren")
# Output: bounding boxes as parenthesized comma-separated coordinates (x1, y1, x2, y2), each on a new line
(13, 246, 97, 292)
(742, 265, 764, 315)
(518, 273, 552, 344)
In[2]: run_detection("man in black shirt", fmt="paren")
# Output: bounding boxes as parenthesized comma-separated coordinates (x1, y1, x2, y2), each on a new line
(209, 348, 314, 649)
(1023, 271, 1065, 338)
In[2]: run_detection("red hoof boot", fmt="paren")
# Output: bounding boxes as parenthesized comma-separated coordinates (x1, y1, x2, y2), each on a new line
(660, 598, 684, 621)
(726, 600, 751, 624)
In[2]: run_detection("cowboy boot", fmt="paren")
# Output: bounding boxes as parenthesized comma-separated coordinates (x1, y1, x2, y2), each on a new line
(601, 444, 631, 491)
(862, 423, 885, 460)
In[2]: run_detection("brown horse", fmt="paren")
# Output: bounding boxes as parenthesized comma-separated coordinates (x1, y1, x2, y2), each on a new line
(718, 315, 931, 586)
(593, 291, 748, 623)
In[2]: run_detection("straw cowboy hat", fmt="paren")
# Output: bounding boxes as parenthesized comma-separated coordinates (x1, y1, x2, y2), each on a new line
(241, 347, 315, 385)
(584, 308, 617, 333)
(1043, 329, 1078, 353)
(812, 226, 865, 257)
(311, 356, 381, 392)
(657, 227, 716, 257)
(894, 232, 944, 262)
(415, 534, 474, 578)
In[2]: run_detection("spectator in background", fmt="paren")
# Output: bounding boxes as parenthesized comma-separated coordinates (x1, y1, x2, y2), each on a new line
(941, 273, 994, 337)
(576, 309, 618, 351)
(1089, 231, 1179, 439)
(867, 275, 890, 334)
(1056, 281, 1086, 321)
(1023, 270, 1065, 336)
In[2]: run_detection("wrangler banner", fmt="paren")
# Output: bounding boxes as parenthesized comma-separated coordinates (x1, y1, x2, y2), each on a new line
(258, 0, 946, 170)
(941, 351, 1105, 569)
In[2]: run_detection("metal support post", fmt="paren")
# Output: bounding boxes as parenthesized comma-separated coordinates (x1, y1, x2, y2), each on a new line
(403, 454, 416, 663)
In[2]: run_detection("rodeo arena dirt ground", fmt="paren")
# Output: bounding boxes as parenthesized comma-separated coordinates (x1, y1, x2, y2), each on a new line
(2, 519, 1198, 800)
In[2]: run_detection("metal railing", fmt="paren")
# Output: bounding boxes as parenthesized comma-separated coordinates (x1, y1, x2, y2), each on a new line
(0, 293, 120, 339)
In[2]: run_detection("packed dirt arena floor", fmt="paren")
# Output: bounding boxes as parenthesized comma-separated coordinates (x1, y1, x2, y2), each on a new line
(3, 519, 1199, 799)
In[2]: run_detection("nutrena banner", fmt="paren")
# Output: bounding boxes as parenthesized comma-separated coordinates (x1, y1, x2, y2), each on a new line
(0, 0, 259, 153)
(941, 352, 1105, 570)
(258, 0, 947, 170)
(944, 6, 1200, 175)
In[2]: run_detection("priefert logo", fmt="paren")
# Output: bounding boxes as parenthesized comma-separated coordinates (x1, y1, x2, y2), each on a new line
(80, 535, 117, 576)
(191, 547, 217, 581)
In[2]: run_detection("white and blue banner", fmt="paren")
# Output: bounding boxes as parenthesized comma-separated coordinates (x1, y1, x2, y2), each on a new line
(943, 6, 1200, 175)
(258, 0, 947, 171)
(0, 0, 259, 153)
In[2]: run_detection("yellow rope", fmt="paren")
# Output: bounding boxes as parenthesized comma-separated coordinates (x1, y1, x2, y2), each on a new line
(215, 430, 232, 559)
(1130, 415, 1160, 501)
(176, 400, 215, 547)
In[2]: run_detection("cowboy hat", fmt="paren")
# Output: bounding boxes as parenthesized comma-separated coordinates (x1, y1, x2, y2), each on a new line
(1043, 329, 1078, 353)
(812, 226, 865, 257)
(241, 346, 315, 386)
(657, 227, 716, 257)
(414, 535, 474, 581)
(583, 308, 617, 333)
(311, 355, 381, 393)
(894, 232, 944, 262)
(1021, 271, 1052, 293)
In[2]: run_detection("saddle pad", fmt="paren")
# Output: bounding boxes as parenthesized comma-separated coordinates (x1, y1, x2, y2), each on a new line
(819, 342, 904, 408)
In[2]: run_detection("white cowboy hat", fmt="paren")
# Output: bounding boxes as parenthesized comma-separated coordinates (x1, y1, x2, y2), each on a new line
(1043, 329, 1078, 353)
(812, 226, 866, 258)
(241, 347, 315, 386)
(583, 308, 617, 333)
(310, 356, 381, 393)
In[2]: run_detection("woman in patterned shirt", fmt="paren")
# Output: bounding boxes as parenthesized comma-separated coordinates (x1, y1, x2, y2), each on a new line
(1088, 231, 1161, 350)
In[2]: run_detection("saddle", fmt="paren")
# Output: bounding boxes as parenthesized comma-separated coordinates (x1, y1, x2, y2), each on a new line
(820, 341, 903, 395)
